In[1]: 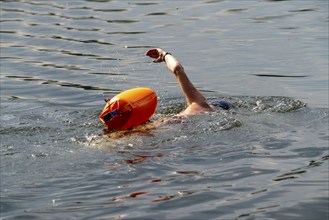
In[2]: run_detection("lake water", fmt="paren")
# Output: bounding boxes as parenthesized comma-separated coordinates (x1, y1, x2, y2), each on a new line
(0, 0, 328, 219)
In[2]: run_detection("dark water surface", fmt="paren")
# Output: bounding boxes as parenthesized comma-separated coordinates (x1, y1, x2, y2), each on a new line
(1, 0, 328, 219)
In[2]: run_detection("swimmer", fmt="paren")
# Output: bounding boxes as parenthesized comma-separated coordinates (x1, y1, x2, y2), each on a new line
(146, 48, 214, 115)
(100, 48, 231, 133)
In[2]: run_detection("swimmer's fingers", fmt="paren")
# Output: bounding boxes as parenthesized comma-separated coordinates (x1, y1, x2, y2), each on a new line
(146, 48, 164, 62)
(145, 49, 159, 58)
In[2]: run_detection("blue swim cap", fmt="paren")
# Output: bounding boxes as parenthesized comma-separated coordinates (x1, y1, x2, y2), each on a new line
(211, 100, 232, 110)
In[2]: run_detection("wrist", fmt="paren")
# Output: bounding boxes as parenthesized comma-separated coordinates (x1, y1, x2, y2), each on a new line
(162, 52, 172, 63)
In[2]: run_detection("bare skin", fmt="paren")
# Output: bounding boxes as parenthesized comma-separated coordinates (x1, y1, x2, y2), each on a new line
(146, 48, 214, 115)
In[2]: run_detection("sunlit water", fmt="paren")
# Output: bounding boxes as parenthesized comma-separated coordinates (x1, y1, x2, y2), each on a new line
(1, 0, 328, 219)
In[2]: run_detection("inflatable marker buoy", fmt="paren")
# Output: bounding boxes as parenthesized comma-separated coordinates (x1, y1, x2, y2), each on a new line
(99, 87, 157, 131)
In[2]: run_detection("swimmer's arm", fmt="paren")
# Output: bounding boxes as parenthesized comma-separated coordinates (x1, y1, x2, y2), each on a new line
(162, 52, 213, 113)
(146, 48, 213, 114)
(163, 53, 205, 105)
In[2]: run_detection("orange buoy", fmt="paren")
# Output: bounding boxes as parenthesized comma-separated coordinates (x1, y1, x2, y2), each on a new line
(99, 87, 157, 131)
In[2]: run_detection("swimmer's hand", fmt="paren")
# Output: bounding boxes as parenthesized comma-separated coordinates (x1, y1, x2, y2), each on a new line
(146, 48, 166, 63)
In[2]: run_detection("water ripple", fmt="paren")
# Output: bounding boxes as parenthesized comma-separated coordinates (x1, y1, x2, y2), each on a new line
(253, 74, 308, 78)
(93, 9, 127, 12)
(251, 14, 294, 23)
(106, 19, 139, 23)
(5, 75, 116, 92)
(50, 35, 114, 45)
(23, 1, 66, 10)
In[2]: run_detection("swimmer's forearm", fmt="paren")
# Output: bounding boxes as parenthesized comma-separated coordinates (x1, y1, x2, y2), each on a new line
(146, 48, 213, 113)
(162, 52, 210, 107)
(162, 52, 184, 75)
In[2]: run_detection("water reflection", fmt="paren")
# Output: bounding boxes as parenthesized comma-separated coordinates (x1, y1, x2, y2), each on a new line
(118, 150, 163, 165)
